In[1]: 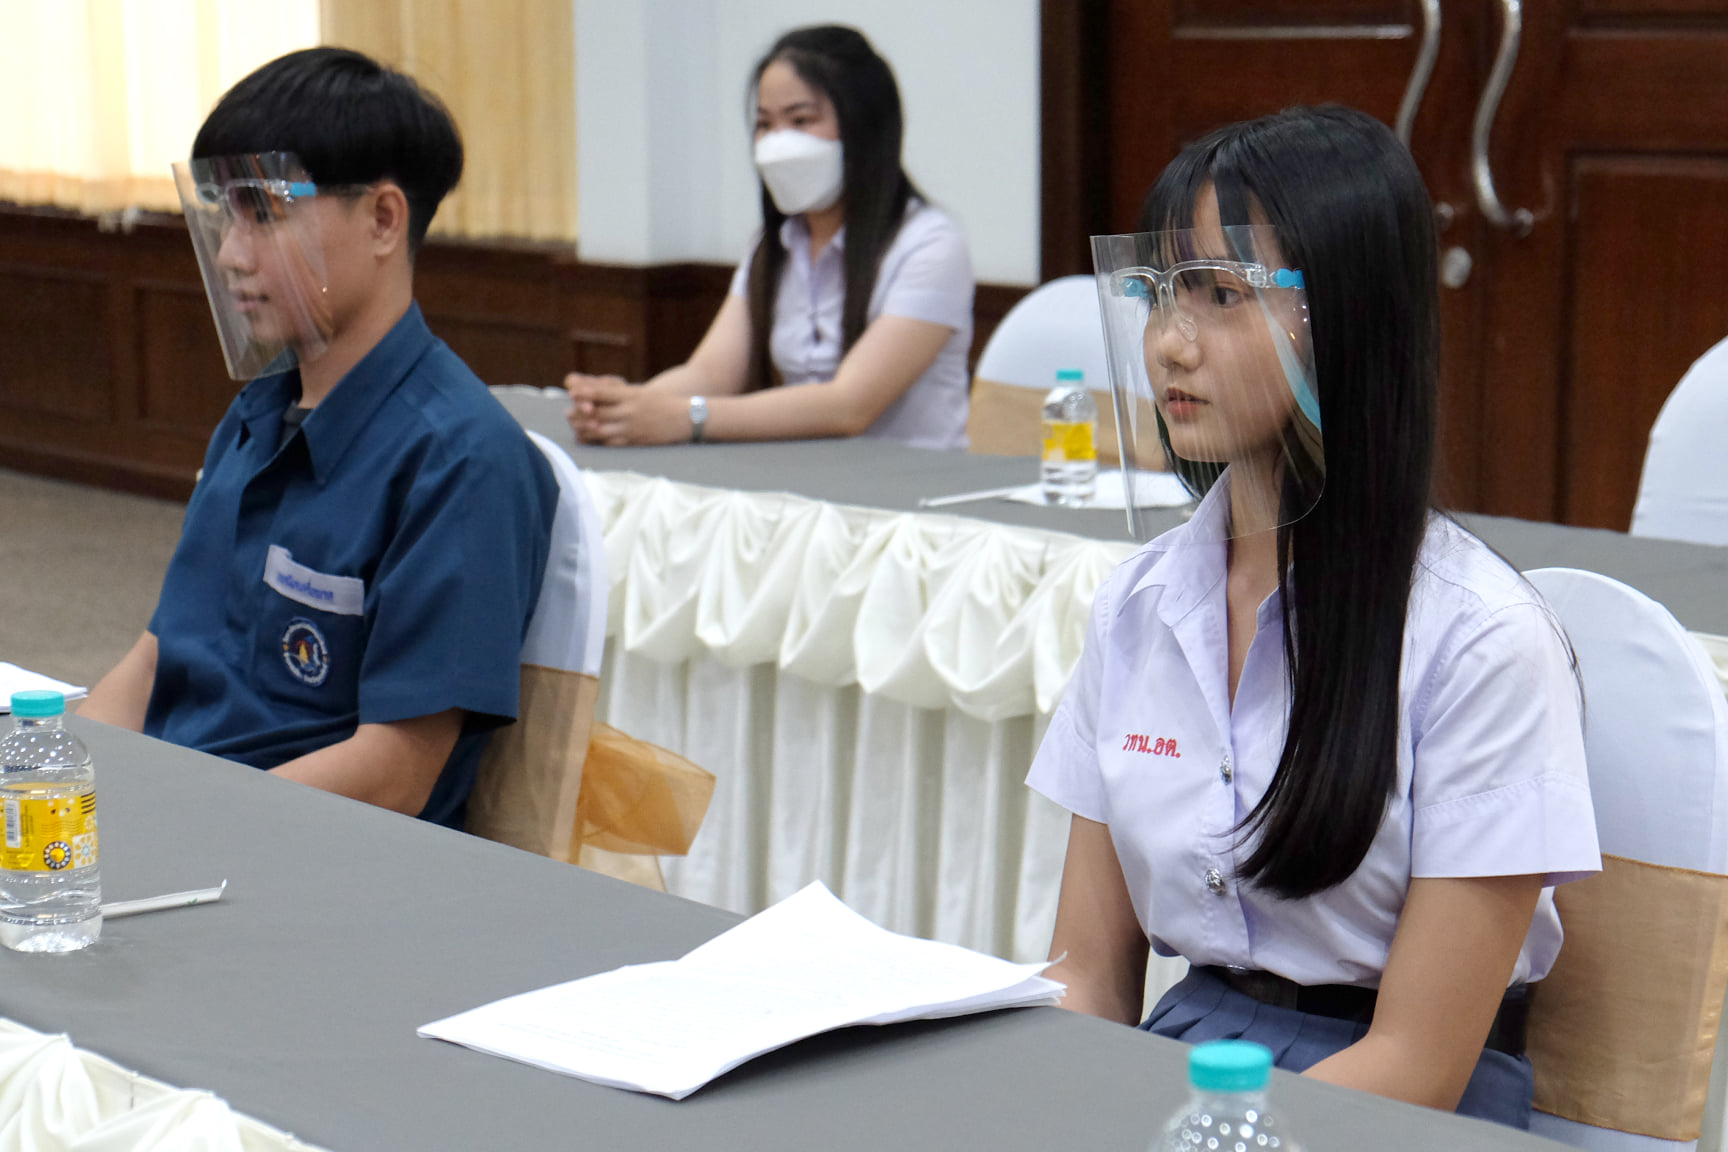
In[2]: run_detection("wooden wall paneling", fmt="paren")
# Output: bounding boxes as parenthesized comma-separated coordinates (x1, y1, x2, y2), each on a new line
(1105, 0, 1179, 233)
(972, 284, 1028, 374)
(1577, 0, 1728, 20)
(1172, 0, 1408, 24)
(1414, 0, 1492, 512)
(641, 263, 734, 377)
(430, 312, 573, 391)
(1560, 158, 1728, 529)
(132, 278, 236, 434)
(1564, 26, 1728, 145)
(1105, 1, 1426, 234)
(1475, 2, 1728, 527)
(0, 207, 1034, 501)
(1040, 0, 1111, 279)
(416, 241, 580, 389)
(1425, 1, 1564, 521)
(0, 264, 110, 422)
(565, 262, 650, 381)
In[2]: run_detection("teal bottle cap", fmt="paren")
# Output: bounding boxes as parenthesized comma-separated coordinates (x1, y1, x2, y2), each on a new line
(1055, 368, 1084, 382)
(1188, 1039, 1273, 1093)
(10, 691, 66, 719)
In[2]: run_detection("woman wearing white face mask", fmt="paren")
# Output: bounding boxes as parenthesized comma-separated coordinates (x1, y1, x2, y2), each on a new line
(566, 25, 974, 448)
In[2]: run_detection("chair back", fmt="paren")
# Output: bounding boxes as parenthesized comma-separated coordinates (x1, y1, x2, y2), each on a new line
(1523, 568, 1728, 1152)
(1632, 334, 1728, 546)
(969, 276, 1122, 464)
(466, 430, 609, 861)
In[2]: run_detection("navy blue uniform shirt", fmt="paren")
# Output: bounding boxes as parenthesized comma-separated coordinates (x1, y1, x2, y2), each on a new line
(146, 303, 557, 827)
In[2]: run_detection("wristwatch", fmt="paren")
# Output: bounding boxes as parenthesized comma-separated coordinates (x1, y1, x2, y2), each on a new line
(688, 395, 709, 443)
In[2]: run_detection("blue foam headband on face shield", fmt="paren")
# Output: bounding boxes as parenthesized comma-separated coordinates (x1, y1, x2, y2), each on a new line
(1272, 316, 1323, 433)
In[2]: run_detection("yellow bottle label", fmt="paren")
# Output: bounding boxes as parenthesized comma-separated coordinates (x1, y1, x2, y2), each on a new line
(1042, 420, 1097, 463)
(1, 788, 97, 872)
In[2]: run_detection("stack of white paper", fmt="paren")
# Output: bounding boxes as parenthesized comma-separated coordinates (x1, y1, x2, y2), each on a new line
(0, 664, 87, 712)
(418, 882, 1064, 1099)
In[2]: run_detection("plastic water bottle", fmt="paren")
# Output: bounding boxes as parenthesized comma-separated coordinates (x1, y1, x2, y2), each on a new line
(1155, 1040, 1299, 1152)
(1041, 368, 1098, 506)
(0, 691, 100, 952)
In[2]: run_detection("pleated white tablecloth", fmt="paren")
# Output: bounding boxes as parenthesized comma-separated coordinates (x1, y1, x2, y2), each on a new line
(585, 468, 1728, 979)
(0, 1019, 324, 1151)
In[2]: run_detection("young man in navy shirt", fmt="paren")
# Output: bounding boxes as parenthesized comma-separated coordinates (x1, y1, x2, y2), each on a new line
(82, 49, 557, 828)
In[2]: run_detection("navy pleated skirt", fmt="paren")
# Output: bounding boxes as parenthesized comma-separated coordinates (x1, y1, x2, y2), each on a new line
(1140, 966, 1535, 1130)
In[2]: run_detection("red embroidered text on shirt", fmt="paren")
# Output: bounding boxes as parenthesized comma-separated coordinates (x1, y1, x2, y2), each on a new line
(1121, 734, 1181, 757)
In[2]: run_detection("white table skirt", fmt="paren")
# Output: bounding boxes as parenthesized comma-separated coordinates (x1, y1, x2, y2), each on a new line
(585, 469, 1728, 982)
(0, 1019, 322, 1151)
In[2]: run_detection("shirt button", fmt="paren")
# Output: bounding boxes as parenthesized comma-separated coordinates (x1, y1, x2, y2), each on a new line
(1220, 754, 1233, 783)
(1205, 868, 1227, 895)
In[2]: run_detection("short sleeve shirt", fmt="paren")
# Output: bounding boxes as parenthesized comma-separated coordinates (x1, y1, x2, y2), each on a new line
(145, 303, 558, 828)
(728, 200, 975, 450)
(1026, 475, 1601, 987)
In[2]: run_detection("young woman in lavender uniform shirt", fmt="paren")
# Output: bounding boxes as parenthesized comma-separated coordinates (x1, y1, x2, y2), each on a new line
(567, 25, 973, 450)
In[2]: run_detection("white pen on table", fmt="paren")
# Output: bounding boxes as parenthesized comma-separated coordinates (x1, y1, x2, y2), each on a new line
(100, 880, 228, 920)
(916, 485, 1031, 509)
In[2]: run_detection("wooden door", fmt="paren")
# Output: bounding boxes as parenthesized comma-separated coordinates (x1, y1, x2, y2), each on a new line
(1048, 0, 1728, 526)
(1474, 1, 1728, 527)
(1091, 0, 1496, 512)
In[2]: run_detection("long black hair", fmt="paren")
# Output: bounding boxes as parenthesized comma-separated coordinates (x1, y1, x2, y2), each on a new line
(743, 25, 922, 391)
(1142, 106, 1440, 899)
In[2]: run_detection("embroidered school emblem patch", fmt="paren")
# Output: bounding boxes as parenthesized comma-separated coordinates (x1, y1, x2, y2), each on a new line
(281, 618, 331, 686)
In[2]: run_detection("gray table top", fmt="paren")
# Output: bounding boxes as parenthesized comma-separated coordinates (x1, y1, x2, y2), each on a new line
(501, 392, 1728, 636)
(0, 721, 1556, 1151)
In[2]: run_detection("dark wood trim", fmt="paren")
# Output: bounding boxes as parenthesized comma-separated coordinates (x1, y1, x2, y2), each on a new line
(0, 207, 1029, 501)
(1040, 0, 1112, 279)
(974, 283, 1028, 372)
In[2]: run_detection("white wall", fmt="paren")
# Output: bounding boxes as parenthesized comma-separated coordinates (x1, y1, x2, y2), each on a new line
(574, 0, 1039, 285)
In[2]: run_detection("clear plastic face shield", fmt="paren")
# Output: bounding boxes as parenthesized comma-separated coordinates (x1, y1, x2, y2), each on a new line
(1092, 224, 1323, 543)
(172, 152, 338, 381)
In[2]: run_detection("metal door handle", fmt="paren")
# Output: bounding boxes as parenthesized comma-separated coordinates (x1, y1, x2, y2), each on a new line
(1394, 0, 1441, 147)
(1472, 0, 1535, 235)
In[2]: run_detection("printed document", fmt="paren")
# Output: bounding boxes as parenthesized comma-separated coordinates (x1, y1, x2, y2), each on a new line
(418, 882, 1063, 1099)
(0, 665, 86, 712)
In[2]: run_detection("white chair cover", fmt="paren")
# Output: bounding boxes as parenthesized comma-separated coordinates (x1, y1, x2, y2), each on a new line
(523, 429, 608, 677)
(1632, 335, 1728, 546)
(974, 275, 1108, 391)
(1524, 568, 1728, 1152)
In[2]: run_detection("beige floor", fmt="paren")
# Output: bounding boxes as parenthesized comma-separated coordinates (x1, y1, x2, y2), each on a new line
(0, 468, 184, 691)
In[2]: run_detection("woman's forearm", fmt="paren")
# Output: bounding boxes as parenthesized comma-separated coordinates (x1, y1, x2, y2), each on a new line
(642, 362, 722, 397)
(1304, 1031, 1476, 1112)
(702, 380, 874, 441)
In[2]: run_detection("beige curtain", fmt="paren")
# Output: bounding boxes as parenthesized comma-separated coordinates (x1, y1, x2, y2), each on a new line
(320, 0, 576, 244)
(0, 0, 320, 215)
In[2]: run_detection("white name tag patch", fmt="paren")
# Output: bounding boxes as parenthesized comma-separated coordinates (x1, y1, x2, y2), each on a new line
(263, 545, 365, 616)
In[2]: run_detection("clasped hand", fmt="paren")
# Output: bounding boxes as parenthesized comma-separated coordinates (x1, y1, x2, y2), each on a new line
(565, 374, 692, 446)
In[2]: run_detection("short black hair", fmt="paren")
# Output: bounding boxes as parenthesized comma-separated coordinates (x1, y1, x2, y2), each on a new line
(192, 47, 462, 254)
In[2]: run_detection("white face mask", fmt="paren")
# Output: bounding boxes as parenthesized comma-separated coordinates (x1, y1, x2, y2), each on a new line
(753, 129, 844, 216)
